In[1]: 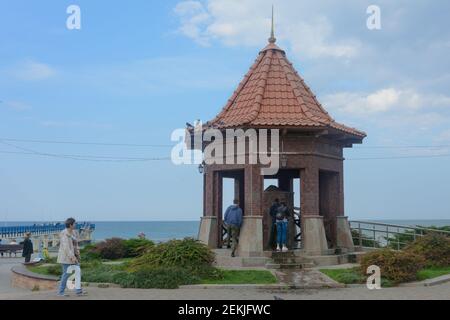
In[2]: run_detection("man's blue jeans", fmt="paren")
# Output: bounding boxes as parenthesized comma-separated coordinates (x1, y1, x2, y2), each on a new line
(276, 221, 288, 246)
(58, 264, 82, 295)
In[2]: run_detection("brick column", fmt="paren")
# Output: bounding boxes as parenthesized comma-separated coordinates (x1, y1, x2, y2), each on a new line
(238, 165, 264, 256)
(300, 163, 328, 254)
(213, 172, 223, 219)
(244, 165, 263, 216)
(204, 169, 214, 217)
(339, 161, 345, 216)
(335, 163, 354, 252)
(198, 168, 218, 248)
(300, 165, 319, 216)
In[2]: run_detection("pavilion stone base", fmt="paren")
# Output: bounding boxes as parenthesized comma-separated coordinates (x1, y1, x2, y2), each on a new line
(302, 215, 329, 255)
(237, 216, 264, 257)
(198, 216, 218, 248)
(336, 216, 355, 252)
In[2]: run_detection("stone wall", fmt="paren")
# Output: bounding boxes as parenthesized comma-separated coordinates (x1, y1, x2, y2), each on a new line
(11, 265, 58, 291)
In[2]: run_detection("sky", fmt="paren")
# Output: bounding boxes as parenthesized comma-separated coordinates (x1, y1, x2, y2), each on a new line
(0, 0, 449, 221)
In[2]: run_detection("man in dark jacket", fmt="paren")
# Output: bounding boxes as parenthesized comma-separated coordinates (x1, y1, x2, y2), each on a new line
(268, 199, 280, 250)
(21, 232, 33, 263)
(224, 199, 243, 257)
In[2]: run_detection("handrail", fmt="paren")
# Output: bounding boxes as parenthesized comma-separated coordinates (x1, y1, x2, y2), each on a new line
(0, 223, 95, 238)
(350, 220, 450, 235)
(349, 220, 450, 250)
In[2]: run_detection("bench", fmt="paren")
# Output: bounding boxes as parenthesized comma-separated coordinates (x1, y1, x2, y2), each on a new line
(0, 244, 23, 257)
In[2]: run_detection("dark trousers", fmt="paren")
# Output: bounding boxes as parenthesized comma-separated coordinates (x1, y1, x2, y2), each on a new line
(268, 220, 277, 250)
(24, 254, 31, 263)
(226, 225, 240, 255)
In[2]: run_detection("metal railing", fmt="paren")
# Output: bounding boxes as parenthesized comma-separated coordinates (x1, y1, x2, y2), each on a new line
(0, 222, 95, 238)
(349, 220, 450, 250)
(293, 207, 302, 244)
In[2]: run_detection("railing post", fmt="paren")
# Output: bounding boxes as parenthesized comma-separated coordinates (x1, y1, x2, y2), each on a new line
(397, 227, 400, 250)
(373, 225, 376, 248)
(359, 223, 362, 247)
(386, 226, 389, 248)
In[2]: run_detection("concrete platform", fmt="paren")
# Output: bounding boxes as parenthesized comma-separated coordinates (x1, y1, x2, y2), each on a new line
(214, 248, 368, 269)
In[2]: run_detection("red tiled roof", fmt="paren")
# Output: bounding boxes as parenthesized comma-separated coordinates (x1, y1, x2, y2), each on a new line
(208, 42, 366, 138)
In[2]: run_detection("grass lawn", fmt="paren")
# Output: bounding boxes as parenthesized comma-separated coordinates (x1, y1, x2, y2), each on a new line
(202, 270, 278, 285)
(417, 267, 450, 281)
(320, 268, 365, 285)
(28, 264, 278, 286)
(320, 267, 394, 287)
(28, 264, 61, 277)
(321, 266, 450, 286)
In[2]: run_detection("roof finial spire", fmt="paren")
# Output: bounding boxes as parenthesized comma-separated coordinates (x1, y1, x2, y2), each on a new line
(268, 5, 276, 44)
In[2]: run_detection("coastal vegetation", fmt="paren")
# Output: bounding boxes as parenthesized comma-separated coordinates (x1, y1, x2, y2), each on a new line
(360, 249, 425, 283)
(385, 226, 450, 250)
(322, 233, 450, 286)
(404, 233, 450, 267)
(28, 237, 276, 289)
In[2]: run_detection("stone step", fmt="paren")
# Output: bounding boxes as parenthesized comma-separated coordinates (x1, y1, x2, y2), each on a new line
(272, 258, 313, 264)
(266, 262, 315, 270)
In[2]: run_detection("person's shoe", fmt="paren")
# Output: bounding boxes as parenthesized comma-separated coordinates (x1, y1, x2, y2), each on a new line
(276, 245, 281, 251)
(76, 290, 88, 297)
(282, 246, 289, 252)
(227, 245, 231, 249)
(57, 293, 69, 297)
(231, 252, 236, 258)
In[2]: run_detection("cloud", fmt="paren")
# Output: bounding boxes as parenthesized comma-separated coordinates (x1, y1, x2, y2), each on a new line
(12, 60, 56, 81)
(323, 88, 450, 116)
(40, 121, 112, 129)
(173, 1, 212, 46)
(173, 0, 360, 59)
(435, 129, 450, 144)
(1, 100, 32, 111)
(70, 56, 240, 96)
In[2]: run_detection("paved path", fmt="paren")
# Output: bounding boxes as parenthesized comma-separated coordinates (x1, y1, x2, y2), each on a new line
(0, 257, 28, 295)
(1, 282, 450, 300)
(2, 258, 450, 300)
(274, 269, 342, 288)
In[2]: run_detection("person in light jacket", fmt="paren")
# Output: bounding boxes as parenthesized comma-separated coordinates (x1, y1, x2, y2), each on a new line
(57, 218, 86, 297)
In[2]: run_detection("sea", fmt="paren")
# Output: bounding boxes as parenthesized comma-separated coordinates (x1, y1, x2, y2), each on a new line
(1, 220, 450, 242)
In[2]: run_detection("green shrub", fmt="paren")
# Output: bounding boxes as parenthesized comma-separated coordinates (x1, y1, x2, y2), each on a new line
(112, 267, 200, 289)
(46, 264, 63, 276)
(80, 244, 102, 261)
(81, 238, 153, 261)
(405, 233, 450, 267)
(81, 264, 124, 283)
(123, 238, 155, 257)
(92, 238, 128, 260)
(128, 238, 215, 274)
(360, 249, 425, 284)
(44, 256, 57, 264)
(385, 226, 450, 249)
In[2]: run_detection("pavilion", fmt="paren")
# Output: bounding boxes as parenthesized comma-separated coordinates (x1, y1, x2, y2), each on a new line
(187, 18, 366, 257)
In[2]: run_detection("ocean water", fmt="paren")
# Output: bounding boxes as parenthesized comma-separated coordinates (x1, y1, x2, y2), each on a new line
(90, 221, 200, 242)
(0, 221, 200, 242)
(1, 220, 450, 242)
